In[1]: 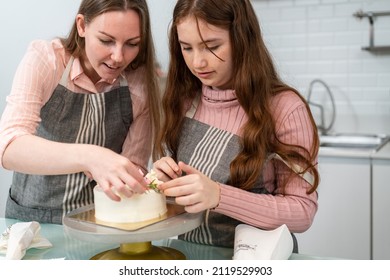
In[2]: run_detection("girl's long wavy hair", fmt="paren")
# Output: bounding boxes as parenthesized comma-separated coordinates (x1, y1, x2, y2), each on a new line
(157, 0, 319, 193)
(60, 0, 161, 160)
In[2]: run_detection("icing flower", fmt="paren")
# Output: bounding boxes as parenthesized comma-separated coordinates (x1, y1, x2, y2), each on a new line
(143, 169, 163, 193)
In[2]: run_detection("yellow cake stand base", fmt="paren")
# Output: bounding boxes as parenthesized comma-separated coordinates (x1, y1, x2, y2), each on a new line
(90, 241, 186, 260)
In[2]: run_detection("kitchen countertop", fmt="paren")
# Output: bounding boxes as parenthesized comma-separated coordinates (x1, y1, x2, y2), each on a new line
(318, 114, 390, 159)
(371, 141, 390, 160)
(0, 218, 337, 260)
(319, 141, 390, 160)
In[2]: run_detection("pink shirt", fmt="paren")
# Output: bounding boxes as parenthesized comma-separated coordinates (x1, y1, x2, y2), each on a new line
(0, 39, 151, 171)
(194, 85, 318, 233)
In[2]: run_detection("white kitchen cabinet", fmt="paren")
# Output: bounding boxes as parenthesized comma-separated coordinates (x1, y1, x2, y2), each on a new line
(372, 158, 390, 260)
(296, 156, 371, 259)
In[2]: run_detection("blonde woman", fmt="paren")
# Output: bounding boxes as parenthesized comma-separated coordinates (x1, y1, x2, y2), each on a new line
(0, 0, 160, 223)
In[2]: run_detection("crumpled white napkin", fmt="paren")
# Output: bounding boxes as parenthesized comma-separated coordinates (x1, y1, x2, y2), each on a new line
(0, 221, 52, 260)
(233, 224, 293, 260)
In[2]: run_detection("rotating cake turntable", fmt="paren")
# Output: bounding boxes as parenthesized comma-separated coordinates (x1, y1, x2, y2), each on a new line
(63, 201, 204, 260)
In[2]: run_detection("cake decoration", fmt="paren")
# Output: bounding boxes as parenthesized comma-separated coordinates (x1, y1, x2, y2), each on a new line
(144, 169, 163, 193)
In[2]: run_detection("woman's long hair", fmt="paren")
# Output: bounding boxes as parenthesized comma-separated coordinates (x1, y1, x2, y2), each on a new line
(157, 0, 319, 193)
(60, 0, 161, 160)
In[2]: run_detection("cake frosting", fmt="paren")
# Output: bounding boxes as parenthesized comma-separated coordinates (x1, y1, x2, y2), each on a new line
(93, 170, 167, 224)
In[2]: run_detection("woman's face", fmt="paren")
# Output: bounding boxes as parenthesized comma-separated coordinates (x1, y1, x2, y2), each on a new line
(177, 16, 233, 90)
(76, 10, 141, 84)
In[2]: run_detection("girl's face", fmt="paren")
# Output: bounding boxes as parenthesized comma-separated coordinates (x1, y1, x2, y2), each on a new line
(177, 16, 233, 90)
(76, 10, 141, 84)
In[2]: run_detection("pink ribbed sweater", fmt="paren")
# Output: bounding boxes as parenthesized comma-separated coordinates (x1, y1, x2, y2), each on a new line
(193, 85, 318, 233)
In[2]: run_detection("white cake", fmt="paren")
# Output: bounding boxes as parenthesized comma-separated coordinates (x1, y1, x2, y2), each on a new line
(93, 172, 167, 224)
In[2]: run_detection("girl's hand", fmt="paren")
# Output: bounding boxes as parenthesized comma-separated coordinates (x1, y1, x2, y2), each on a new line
(152, 156, 182, 182)
(159, 161, 221, 213)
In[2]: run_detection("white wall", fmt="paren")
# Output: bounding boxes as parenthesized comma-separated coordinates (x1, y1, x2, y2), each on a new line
(147, 0, 176, 73)
(252, 0, 390, 134)
(1, 0, 390, 217)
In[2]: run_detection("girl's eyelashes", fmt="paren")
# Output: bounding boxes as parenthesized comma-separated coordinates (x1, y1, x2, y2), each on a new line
(182, 46, 192, 51)
(180, 44, 219, 52)
(180, 43, 191, 51)
(208, 45, 219, 51)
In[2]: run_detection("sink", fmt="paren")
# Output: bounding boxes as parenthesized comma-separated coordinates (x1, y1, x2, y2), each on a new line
(319, 133, 390, 151)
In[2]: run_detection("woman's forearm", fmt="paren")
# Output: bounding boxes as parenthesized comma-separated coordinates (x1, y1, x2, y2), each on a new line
(3, 134, 94, 175)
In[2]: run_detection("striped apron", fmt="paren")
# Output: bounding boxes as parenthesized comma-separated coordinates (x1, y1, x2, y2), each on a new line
(177, 98, 299, 251)
(5, 58, 133, 224)
(177, 98, 269, 248)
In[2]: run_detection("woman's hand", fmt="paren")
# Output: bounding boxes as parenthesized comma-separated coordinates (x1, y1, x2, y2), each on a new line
(158, 161, 221, 213)
(83, 145, 148, 201)
(2, 135, 147, 201)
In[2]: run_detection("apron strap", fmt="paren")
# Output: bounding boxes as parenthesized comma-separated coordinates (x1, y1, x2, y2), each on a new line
(119, 74, 128, 87)
(59, 57, 74, 87)
(185, 94, 201, 119)
(268, 153, 315, 186)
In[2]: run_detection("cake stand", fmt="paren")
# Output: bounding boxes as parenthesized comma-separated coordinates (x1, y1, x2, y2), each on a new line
(63, 203, 204, 260)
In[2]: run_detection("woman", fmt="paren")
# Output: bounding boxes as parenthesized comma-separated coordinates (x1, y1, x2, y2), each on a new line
(153, 0, 320, 250)
(0, 0, 160, 224)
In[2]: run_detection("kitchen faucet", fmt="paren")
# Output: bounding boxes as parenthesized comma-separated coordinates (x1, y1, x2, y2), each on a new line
(306, 79, 336, 135)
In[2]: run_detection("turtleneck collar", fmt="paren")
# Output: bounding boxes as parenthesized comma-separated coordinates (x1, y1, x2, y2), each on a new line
(201, 85, 237, 103)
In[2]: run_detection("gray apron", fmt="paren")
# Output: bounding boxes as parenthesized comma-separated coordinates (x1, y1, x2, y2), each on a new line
(5, 57, 133, 224)
(178, 97, 298, 251)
